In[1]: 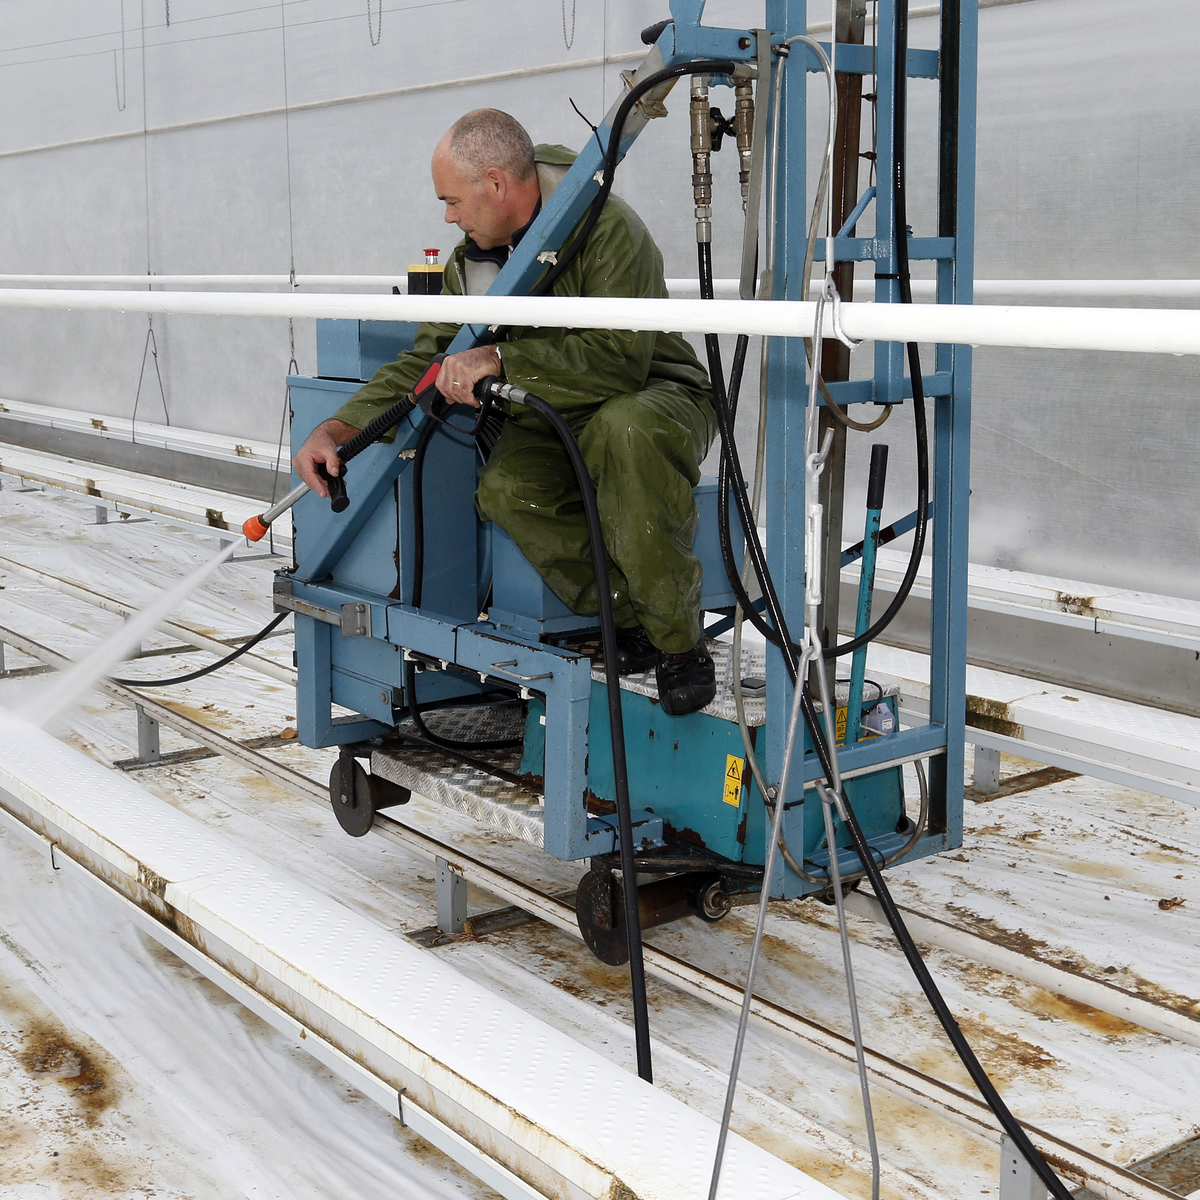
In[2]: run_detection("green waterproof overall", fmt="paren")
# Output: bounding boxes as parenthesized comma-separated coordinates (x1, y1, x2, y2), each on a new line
(333, 145, 715, 654)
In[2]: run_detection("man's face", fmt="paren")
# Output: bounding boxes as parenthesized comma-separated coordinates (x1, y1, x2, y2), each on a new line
(431, 146, 511, 251)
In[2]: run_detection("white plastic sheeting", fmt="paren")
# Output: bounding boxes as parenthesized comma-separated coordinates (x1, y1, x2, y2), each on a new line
(0, 710, 832, 1200)
(2, 0, 1199, 596)
(0, 820, 497, 1200)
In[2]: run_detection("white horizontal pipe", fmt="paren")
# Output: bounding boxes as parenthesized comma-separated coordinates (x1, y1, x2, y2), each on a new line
(7, 275, 1200, 300)
(910, 279, 1200, 299)
(0, 274, 745, 296)
(1, 287, 1199, 356)
(0, 274, 406, 288)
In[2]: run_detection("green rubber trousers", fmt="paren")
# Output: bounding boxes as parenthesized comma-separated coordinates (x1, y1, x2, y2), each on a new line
(476, 381, 717, 655)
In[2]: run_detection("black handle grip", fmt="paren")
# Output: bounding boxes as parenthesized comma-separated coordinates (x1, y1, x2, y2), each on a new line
(473, 374, 501, 404)
(641, 18, 671, 44)
(866, 443, 889, 512)
(316, 462, 350, 513)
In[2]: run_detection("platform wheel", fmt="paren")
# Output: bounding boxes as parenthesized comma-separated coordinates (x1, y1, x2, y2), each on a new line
(328, 751, 410, 838)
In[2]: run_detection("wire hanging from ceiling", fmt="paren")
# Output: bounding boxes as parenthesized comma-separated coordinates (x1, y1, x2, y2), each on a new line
(368, 0, 383, 46)
(132, 0, 169, 434)
(113, 0, 127, 110)
(269, 0, 301, 554)
(561, 0, 576, 50)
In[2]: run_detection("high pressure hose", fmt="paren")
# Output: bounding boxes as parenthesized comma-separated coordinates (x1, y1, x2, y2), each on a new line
(405, 412, 522, 752)
(473, 374, 654, 1084)
(109, 612, 289, 688)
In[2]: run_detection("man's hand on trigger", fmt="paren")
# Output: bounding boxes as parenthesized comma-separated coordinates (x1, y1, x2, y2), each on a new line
(436, 345, 501, 407)
(293, 418, 359, 498)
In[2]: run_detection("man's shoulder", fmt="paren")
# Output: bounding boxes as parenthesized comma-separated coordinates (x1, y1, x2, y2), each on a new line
(534, 143, 577, 167)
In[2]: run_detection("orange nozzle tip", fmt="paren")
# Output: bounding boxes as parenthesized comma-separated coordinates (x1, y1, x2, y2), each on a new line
(243, 515, 269, 542)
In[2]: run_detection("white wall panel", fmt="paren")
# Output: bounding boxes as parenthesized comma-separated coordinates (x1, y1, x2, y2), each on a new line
(1, 0, 1197, 600)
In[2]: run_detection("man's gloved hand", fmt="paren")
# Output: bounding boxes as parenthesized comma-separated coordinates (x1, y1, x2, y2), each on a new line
(436, 345, 502, 407)
(293, 418, 359, 498)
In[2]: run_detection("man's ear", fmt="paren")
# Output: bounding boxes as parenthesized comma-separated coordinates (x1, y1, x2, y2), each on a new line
(483, 166, 507, 201)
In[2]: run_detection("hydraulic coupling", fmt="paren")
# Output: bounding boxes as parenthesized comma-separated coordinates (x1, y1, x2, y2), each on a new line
(734, 76, 754, 211)
(690, 76, 714, 244)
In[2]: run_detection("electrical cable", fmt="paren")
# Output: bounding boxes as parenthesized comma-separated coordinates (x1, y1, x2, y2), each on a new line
(109, 612, 288, 687)
(475, 375, 654, 1084)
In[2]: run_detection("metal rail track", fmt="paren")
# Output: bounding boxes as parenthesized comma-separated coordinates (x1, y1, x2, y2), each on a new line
(0, 620, 1186, 1200)
(0, 553, 295, 685)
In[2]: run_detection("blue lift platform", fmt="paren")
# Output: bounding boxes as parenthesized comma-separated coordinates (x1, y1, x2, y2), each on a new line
(274, 0, 978, 941)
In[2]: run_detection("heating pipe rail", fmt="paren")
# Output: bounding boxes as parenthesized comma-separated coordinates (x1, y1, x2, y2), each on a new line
(0, 553, 295, 686)
(0, 288, 1199, 355)
(5, 276, 1200, 300)
(0, 614, 1185, 1200)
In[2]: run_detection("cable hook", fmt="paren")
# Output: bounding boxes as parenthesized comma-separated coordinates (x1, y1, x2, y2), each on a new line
(825, 275, 863, 350)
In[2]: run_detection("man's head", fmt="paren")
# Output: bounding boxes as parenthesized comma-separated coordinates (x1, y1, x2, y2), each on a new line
(431, 109, 540, 251)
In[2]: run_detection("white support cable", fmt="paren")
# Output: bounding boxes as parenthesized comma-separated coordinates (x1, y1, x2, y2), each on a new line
(2, 287, 1200, 355)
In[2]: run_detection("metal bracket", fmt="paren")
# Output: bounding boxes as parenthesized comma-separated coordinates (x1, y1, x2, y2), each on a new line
(136, 704, 161, 765)
(1000, 1135, 1048, 1200)
(274, 579, 374, 639)
(340, 601, 372, 638)
(436, 856, 468, 935)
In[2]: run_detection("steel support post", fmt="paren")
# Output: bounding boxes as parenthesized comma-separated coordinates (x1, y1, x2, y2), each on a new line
(135, 704, 161, 764)
(0, 641, 6, 675)
(810, 0, 868, 686)
(927, 0, 976, 840)
(766, 0, 812, 898)
(436, 855, 468, 935)
(1000, 1134, 1049, 1200)
(973, 745, 1001, 795)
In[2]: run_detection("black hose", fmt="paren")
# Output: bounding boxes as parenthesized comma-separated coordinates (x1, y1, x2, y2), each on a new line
(477, 376, 653, 1084)
(109, 613, 288, 687)
(528, 59, 738, 298)
(405, 410, 521, 752)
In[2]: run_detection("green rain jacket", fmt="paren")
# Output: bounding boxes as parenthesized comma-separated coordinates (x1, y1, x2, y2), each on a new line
(331, 144, 710, 434)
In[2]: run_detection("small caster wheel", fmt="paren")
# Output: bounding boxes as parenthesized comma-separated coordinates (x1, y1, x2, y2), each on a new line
(328, 753, 409, 837)
(688, 874, 732, 923)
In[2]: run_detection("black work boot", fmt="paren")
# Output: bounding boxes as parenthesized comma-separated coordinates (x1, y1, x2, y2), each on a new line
(613, 626, 660, 675)
(656, 641, 717, 716)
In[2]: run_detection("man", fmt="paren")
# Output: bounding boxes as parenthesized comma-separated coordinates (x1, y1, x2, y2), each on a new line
(294, 109, 718, 715)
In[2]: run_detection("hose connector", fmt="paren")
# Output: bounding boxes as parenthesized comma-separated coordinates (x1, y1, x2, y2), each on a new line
(690, 77, 713, 244)
(734, 77, 754, 211)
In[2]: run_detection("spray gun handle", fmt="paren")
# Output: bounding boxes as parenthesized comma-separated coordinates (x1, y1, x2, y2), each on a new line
(317, 462, 349, 513)
(242, 354, 448, 542)
(473, 374, 502, 404)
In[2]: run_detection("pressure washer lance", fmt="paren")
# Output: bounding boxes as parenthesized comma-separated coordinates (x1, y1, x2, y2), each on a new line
(242, 353, 448, 541)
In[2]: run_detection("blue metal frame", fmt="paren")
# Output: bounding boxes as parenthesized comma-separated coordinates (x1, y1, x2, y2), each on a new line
(284, 0, 977, 884)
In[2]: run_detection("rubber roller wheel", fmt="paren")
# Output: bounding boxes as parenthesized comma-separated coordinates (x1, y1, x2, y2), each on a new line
(328, 755, 410, 837)
(575, 866, 630, 966)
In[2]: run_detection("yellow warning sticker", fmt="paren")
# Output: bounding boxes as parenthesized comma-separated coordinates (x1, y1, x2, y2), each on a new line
(723, 755, 745, 807)
(835, 706, 847, 744)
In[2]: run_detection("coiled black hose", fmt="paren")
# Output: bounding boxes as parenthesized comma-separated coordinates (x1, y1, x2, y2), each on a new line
(109, 612, 288, 688)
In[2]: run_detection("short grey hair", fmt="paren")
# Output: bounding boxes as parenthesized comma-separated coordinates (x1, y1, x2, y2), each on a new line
(447, 109, 536, 183)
